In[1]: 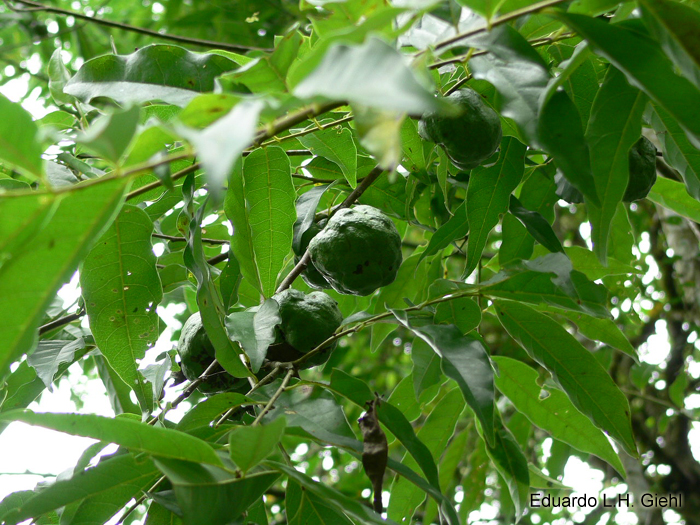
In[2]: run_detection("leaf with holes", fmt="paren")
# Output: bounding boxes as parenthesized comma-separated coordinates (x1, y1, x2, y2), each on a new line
(81, 204, 162, 412)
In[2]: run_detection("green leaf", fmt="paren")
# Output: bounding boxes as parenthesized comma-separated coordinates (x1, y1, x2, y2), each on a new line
(542, 307, 638, 361)
(387, 388, 463, 522)
(540, 245, 639, 281)
(391, 311, 496, 446)
(479, 422, 530, 522)
(508, 195, 563, 254)
(255, 380, 358, 449)
(144, 502, 184, 525)
(94, 354, 141, 416)
(430, 280, 482, 335)
(492, 356, 626, 475)
(353, 106, 405, 170)
(176, 100, 263, 200)
(48, 48, 74, 106)
(77, 106, 141, 165)
(546, 42, 599, 126)
(81, 204, 162, 411)
(0, 453, 157, 525)
(286, 481, 353, 525)
(266, 461, 395, 525)
(556, 14, 700, 149)
(154, 459, 280, 525)
(638, 0, 700, 88)
(420, 201, 468, 262)
(176, 393, 253, 432)
(499, 165, 558, 266)
(400, 118, 427, 172)
(294, 37, 440, 114)
(0, 179, 128, 382)
(26, 338, 86, 392)
(468, 25, 550, 146)
(292, 184, 336, 254)
(0, 93, 43, 180)
(64, 44, 237, 107)
(180, 175, 252, 379)
(225, 160, 263, 294)
(228, 417, 287, 473)
(481, 252, 611, 318)
(242, 147, 296, 297)
(464, 137, 526, 278)
(647, 103, 700, 200)
(0, 410, 224, 466)
(648, 176, 700, 222)
(494, 301, 637, 456)
(298, 126, 357, 187)
(226, 301, 281, 374)
(411, 337, 443, 399)
(537, 89, 598, 206)
(456, 0, 506, 20)
(586, 66, 647, 263)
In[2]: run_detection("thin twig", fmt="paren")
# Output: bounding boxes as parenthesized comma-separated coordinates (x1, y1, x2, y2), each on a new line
(152, 233, 228, 245)
(38, 310, 84, 336)
(251, 367, 295, 426)
(214, 364, 285, 427)
(147, 359, 223, 425)
(116, 475, 166, 525)
(432, 0, 571, 52)
(260, 114, 354, 147)
(7, 0, 270, 52)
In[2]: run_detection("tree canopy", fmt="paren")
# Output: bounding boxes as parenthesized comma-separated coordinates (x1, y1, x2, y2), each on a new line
(1, 0, 700, 524)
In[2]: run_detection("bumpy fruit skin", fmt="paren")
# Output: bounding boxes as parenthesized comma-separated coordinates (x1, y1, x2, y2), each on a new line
(267, 289, 343, 368)
(177, 312, 245, 394)
(624, 137, 657, 202)
(308, 205, 403, 296)
(556, 137, 658, 204)
(418, 88, 502, 170)
(293, 220, 331, 290)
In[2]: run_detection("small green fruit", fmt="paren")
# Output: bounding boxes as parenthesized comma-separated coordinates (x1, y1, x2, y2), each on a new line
(266, 289, 344, 368)
(555, 137, 658, 204)
(308, 205, 403, 296)
(624, 137, 657, 202)
(418, 88, 502, 170)
(177, 312, 245, 394)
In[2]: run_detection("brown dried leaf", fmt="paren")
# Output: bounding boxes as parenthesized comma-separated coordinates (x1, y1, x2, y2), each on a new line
(358, 395, 388, 513)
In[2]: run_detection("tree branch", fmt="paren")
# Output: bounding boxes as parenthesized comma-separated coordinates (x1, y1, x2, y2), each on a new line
(432, 0, 570, 52)
(251, 367, 295, 426)
(6, 0, 271, 52)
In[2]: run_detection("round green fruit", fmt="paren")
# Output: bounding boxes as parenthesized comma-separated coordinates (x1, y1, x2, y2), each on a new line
(555, 137, 658, 204)
(177, 312, 245, 394)
(624, 137, 657, 202)
(293, 220, 331, 290)
(266, 289, 344, 368)
(418, 88, 502, 170)
(308, 205, 403, 296)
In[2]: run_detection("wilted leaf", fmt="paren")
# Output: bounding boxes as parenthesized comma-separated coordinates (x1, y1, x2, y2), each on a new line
(358, 397, 388, 513)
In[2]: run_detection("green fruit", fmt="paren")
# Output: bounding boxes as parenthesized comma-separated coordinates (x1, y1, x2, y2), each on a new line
(308, 205, 403, 296)
(177, 312, 245, 394)
(267, 289, 344, 368)
(293, 220, 331, 290)
(624, 137, 657, 202)
(418, 88, 502, 170)
(555, 137, 658, 204)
